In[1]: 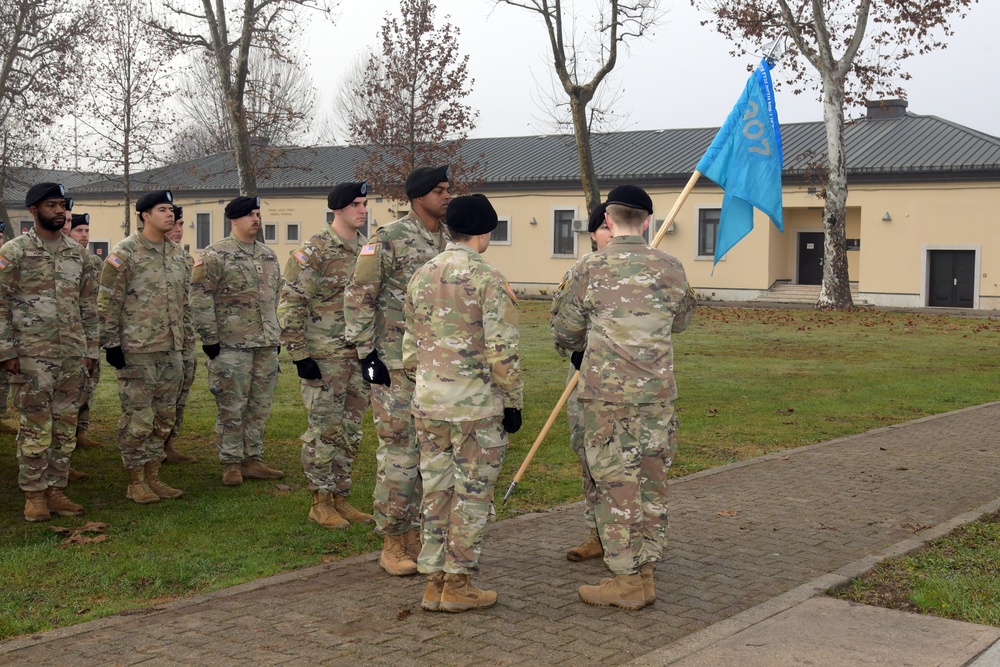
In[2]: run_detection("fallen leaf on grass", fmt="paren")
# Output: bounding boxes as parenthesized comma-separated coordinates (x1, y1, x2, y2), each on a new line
(50, 522, 108, 549)
(706, 408, 719, 417)
(76, 608, 90, 615)
(717, 510, 738, 517)
(778, 407, 795, 414)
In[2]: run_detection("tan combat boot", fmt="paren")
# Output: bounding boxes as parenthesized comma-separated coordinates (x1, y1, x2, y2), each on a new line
(46, 487, 85, 516)
(75, 428, 101, 448)
(222, 463, 243, 487)
(401, 529, 422, 561)
(578, 573, 646, 610)
(23, 490, 51, 522)
(163, 436, 196, 463)
(421, 572, 445, 611)
(241, 459, 284, 479)
(566, 528, 604, 562)
(144, 461, 184, 499)
(126, 467, 161, 504)
(378, 534, 418, 576)
(440, 573, 497, 612)
(640, 563, 656, 605)
(309, 491, 348, 529)
(68, 468, 90, 482)
(332, 495, 374, 524)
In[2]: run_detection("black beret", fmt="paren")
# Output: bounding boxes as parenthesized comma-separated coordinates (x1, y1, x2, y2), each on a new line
(136, 190, 173, 213)
(606, 185, 653, 215)
(328, 182, 367, 210)
(224, 196, 260, 220)
(25, 183, 66, 208)
(588, 203, 608, 233)
(65, 198, 74, 211)
(405, 165, 449, 199)
(445, 194, 497, 236)
(172, 205, 183, 220)
(70, 213, 90, 229)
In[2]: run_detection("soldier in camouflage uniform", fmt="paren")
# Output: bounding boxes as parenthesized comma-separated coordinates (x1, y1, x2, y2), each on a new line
(161, 206, 197, 464)
(190, 196, 283, 487)
(279, 182, 373, 529)
(0, 217, 15, 434)
(100, 189, 189, 504)
(0, 183, 98, 521)
(403, 194, 522, 612)
(66, 213, 103, 451)
(344, 165, 449, 576)
(551, 185, 696, 610)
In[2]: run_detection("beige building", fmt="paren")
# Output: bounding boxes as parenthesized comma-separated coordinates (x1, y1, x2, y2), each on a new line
(8, 99, 999, 310)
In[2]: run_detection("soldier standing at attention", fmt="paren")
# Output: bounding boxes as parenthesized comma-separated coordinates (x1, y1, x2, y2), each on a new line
(403, 194, 522, 612)
(344, 164, 449, 576)
(66, 213, 103, 451)
(161, 206, 197, 464)
(190, 196, 283, 487)
(100, 190, 188, 504)
(279, 182, 373, 529)
(0, 183, 98, 521)
(550, 185, 696, 610)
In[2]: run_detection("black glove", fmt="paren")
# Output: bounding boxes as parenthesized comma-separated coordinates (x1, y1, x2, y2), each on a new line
(570, 350, 584, 371)
(294, 357, 323, 380)
(105, 346, 126, 370)
(202, 343, 221, 360)
(502, 407, 522, 434)
(361, 350, 391, 387)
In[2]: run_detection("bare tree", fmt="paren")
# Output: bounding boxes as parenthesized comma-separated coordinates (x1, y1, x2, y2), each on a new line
(341, 0, 481, 202)
(696, 0, 977, 309)
(495, 0, 662, 217)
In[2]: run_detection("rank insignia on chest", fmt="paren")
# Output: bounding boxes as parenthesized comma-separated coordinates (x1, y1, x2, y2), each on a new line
(360, 243, 377, 256)
(0, 255, 9, 272)
(106, 254, 124, 269)
(293, 249, 311, 267)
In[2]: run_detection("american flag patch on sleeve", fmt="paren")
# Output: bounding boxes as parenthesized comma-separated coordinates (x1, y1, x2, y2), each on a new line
(106, 254, 124, 269)
(0, 255, 10, 271)
(293, 249, 310, 266)
(360, 243, 377, 256)
(193, 258, 204, 268)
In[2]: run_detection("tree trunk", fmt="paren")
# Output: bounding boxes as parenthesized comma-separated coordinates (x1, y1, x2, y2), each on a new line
(816, 75, 854, 310)
(226, 97, 257, 197)
(569, 94, 601, 218)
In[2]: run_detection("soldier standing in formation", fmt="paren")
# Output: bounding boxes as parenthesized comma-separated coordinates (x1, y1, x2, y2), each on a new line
(99, 190, 189, 504)
(162, 206, 197, 464)
(344, 165, 449, 576)
(551, 185, 696, 610)
(403, 194, 523, 612)
(67, 213, 103, 451)
(0, 183, 98, 521)
(279, 182, 373, 529)
(190, 196, 283, 487)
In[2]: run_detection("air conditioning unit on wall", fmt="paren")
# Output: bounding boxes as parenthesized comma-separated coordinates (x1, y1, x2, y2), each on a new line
(572, 219, 586, 232)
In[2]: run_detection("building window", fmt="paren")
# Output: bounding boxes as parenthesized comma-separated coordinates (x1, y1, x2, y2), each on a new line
(286, 223, 300, 243)
(263, 223, 277, 243)
(492, 217, 511, 245)
(196, 213, 212, 250)
(698, 208, 720, 258)
(19, 220, 31, 235)
(223, 217, 232, 238)
(553, 209, 576, 256)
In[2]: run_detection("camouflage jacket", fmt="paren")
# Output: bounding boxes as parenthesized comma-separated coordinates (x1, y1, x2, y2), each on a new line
(178, 246, 196, 351)
(0, 229, 99, 361)
(550, 235, 696, 404)
(344, 213, 445, 369)
(403, 242, 522, 421)
(189, 235, 281, 348)
(278, 225, 366, 361)
(99, 233, 190, 353)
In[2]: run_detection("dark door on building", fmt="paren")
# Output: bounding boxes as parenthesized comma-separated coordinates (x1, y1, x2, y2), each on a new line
(928, 250, 975, 308)
(798, 232, 824, 285)
(89, 241, 110, 261)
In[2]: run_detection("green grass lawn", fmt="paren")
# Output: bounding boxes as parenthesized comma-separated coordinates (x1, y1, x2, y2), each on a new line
(1, 303, 998, 639)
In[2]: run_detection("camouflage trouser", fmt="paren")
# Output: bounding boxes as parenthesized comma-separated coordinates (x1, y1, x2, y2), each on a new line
(11, 357, 87, 491)
(207, 346, 279, 464)
(415, 415, 507, 574)
(171, 347, 197, 438)
(116, 350, 184, 469)
(370, 369, 421, 536)
(77, 359, 101, 433)
(583, 400, 679, 575)
(566, 366, 598, 530)
(299, 355, 369, 495)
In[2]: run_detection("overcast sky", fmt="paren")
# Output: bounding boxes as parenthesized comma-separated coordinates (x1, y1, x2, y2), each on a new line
(302, 1, 999, 141)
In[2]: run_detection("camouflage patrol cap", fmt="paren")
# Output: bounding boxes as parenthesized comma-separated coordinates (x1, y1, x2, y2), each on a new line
(25, 182, 66, 207)
(135, 190, 173, 213)
(328, 182, 367, 210)
(405, 165, 449, 199)
(445, 194, 497, 235)
(224, 196, 260, 219)
(605, 184, 653, 214)
(71, 213, 90, 228)
(588, 202, 608, 233)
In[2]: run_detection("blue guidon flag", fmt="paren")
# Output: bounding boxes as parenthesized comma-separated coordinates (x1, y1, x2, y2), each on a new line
(696, 57, 784, 267)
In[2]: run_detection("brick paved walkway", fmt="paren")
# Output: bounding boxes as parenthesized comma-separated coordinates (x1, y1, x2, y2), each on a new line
(2, 402, 999, 666)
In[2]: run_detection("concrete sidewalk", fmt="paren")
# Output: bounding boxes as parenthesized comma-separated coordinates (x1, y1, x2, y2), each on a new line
(3, 402, 1000, 666)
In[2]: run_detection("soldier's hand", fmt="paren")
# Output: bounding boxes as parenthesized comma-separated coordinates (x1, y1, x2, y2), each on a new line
(361, 350, 391, 387)
(202, 343, 221, 360)
(294, 357, 323, 380)
(1, 357, 19, 374)
(105, 346, 126, 370)
(570, 350, 584, 371)
(84, 358, 95, 373)
(502, 407, 522, 434)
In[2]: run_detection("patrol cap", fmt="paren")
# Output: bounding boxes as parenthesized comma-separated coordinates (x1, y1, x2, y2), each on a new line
(25, 182, 66, 208)
(71, 213, 90, 228)
(445, 194, 497, 236)
(328, 182, 367, 211)
(224, 196, 260, 219)
(588, 202, 608, 233)
(605, 184, 653, 215)
(135, 190, 173, 213)
(405, 165, 449, 199)
(172, 205, 183, 220)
